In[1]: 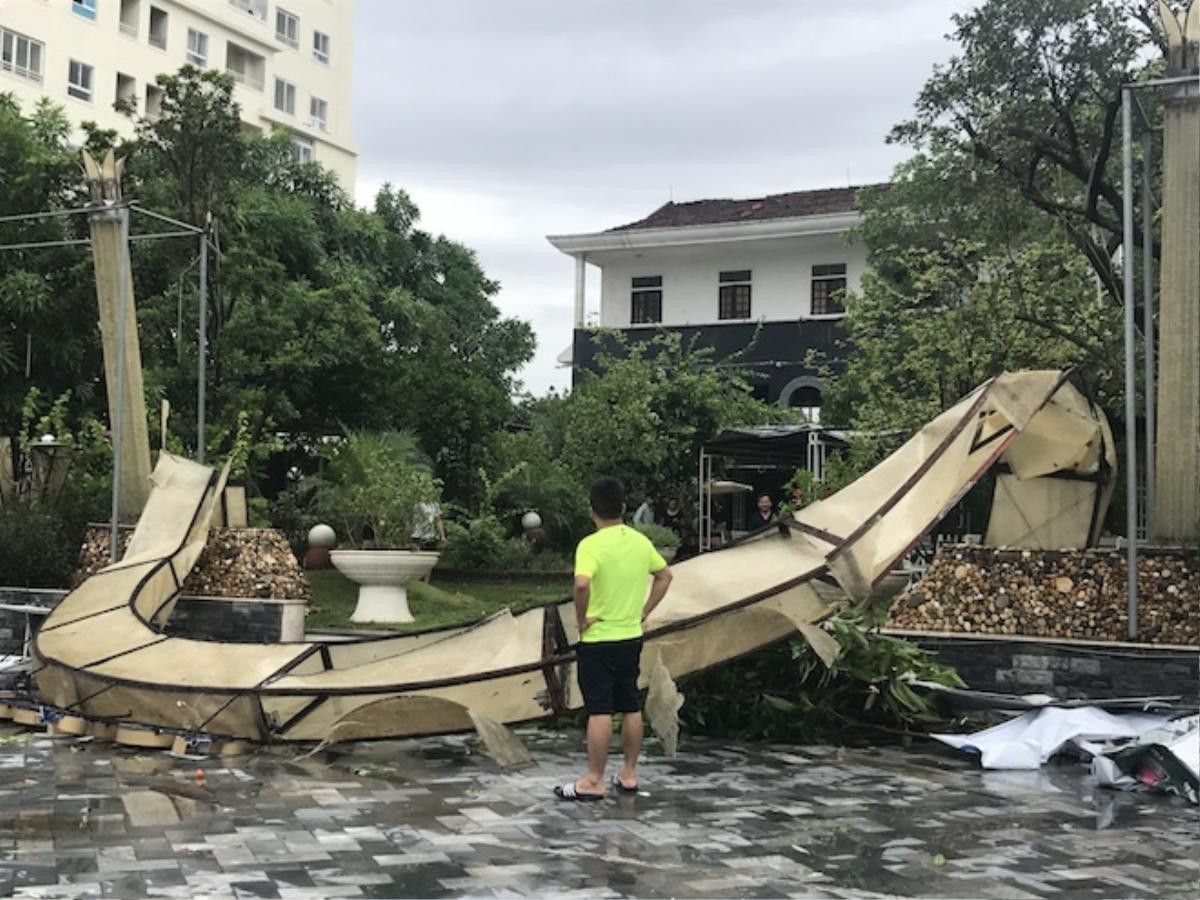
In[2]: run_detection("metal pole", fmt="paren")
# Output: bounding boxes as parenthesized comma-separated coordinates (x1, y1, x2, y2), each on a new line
(1120, 88, 1139, 639)
(697, 449, 705, 553)
(197, 230, 208, 464)
(110, 207, 131, 564)
(1141, 131, 1156, 539)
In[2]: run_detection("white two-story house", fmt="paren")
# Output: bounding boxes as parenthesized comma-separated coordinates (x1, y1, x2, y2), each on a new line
(547, 184, 887, 420)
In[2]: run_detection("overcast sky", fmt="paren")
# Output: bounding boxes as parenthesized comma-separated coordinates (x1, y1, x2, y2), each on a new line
(352, 0, 976, 395)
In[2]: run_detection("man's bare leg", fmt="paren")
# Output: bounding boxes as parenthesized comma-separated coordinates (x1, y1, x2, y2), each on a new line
(576, 714, 611, 795)
(617, 711, 643, 789)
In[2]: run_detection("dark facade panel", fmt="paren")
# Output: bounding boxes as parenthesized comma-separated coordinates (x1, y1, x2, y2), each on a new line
(571, 320, 849, 404)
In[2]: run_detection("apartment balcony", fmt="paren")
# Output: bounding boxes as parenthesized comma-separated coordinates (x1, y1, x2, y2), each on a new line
(229, 0, 268, 21)
(570, 318, 849, 404)
(226, 42, 265, 92)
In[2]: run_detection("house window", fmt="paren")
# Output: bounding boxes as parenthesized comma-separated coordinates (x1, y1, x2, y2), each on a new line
(0, 27, 44, 84)
(630, 276, 662, 324)
(273, 77, 296, 115)
(718, 270, 752, 320)
(186, 29, 208, 66)
(72, 0, 99, 21)
(811, 263, 847, 316)
(788, 385, 822, 424)
(312, 30, 330, 64)
(118, 0, 139, 37)
(309, 96, 328, 131)
(275, 9, 299, 47)
(67, 59, 94, 101)
(148, 6, 168, 49)
(291, 134, 314, 163)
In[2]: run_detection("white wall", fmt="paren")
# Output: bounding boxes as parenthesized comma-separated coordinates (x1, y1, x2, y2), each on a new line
(0, 0, 356, 186)
(593, 231, 867, 328)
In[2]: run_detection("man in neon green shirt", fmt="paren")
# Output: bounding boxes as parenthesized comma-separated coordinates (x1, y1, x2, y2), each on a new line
(555, 477, 673, 801)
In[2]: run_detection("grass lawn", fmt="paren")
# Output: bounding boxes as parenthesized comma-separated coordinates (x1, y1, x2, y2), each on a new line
(305, 569, 570, 633)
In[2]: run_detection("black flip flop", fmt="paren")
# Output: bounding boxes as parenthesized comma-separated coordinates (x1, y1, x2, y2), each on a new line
(554, 782, 604, 802)
(611, 775, 639, 793)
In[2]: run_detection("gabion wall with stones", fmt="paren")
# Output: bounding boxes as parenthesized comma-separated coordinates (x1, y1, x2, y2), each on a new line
(74, 527, 310, 600)
(890, 546, 1198, 645)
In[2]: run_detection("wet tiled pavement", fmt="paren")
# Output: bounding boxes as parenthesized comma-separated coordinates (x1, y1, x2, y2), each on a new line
(0, 724, 1196, 898)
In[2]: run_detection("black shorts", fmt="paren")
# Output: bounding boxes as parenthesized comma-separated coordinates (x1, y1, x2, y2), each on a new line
(576, 638, 643, 715)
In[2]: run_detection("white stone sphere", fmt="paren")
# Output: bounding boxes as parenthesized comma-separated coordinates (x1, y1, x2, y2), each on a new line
(308, 523, 337, 549)
(521, 511, 543, 532)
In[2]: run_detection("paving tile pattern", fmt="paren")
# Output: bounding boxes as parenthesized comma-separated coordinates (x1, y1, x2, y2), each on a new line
(0, 726, 1196, 898)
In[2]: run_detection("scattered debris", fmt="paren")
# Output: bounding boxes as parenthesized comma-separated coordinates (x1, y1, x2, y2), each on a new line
(931, 706, 1172, 769)
(1093, 715, 1199, 804)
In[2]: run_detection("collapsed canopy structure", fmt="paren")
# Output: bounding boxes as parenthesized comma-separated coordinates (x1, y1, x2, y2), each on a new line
(31, 370, 1114, 745)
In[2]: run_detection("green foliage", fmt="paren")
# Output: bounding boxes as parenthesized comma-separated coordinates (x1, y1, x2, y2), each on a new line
(634, 522, 680, 549)
(680, 613, 964, 742)
(2, 68, 534, 521)
(0, 500, 84, 588)
(557, 331, 794, 501)
(313, 431, 441, 550)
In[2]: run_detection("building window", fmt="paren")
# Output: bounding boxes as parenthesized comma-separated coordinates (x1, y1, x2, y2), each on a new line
(630, 276, 662, 324)
(789, 386, 822, 423)
(309, 96, 328, 131)
(274, 78, 296, 115)
(119, 0, 139, 37)
(148, 5, 168, 49)
(275, 9, 299, 47)
(226, 42, 265, 91)
(291, 134, 314, 164)
(72, 0, 99, 21)
(0, 27, 44, 84)
(718, 270, 752, 320)
(115, 72, 137, 112)
(145, 82, 163, 119)
(312, 30, 330, 64)
(186, 29, 208, 66)
(67, 59, 94, 102)
(811, 263, 847, 316)
(229, 0, 267, 20)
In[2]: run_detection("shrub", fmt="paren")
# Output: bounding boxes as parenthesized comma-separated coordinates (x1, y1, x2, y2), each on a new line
(634, 522, 680, 549)
(314, 431, 441, 549)
(0, 501, 84, 588)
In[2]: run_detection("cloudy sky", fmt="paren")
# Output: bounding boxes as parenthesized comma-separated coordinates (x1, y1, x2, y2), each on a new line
(352, 0, 976, 395)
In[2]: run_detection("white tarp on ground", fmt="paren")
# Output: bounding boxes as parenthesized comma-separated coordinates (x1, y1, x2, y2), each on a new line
(931, 707, 1171, 769)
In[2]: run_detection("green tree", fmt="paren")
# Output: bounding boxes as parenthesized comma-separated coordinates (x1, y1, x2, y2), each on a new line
(827, 152, 1122, 432)
(890, 0, 1162, 301)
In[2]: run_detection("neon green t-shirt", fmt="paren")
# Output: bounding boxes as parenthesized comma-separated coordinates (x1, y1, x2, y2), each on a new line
(574, 524, 667, 643)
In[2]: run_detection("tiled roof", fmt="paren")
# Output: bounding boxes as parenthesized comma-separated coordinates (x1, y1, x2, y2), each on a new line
(608, 183, 890, 232)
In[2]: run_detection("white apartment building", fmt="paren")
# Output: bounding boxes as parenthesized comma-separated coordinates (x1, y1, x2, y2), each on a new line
(0, 0, 357, 186)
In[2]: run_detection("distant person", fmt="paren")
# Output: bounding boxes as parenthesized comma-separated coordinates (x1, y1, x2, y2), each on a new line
(411, 501, 446, 583)
(411, 501, 446, 550)
(555, 477, 673, 801)
(632, 491, 656, 526)
(791, 483, 806, 511)
(661, 498, 683, 536)
(750, 493, 775, 529)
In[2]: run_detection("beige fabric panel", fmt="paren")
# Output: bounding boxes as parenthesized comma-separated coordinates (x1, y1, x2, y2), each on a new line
(86, 634, 308, 687)
(36, 608, 160, 669)
(985, 475, 1099, 549)
(323, 624, 479, 669)
(39, 563, 158, 628)
(120, 453, 214, 564)
(272, 609, 543, 691)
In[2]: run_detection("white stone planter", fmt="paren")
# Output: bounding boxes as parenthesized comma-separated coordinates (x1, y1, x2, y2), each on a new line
(329, 550, 439, 624)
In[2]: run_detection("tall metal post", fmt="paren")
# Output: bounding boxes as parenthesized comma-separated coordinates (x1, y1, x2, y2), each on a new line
(1120, 88, 1139, 638)
(110, 207, 131, 564)
(197, 231, 208, 464)
(1141, 131, 1156, 537)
